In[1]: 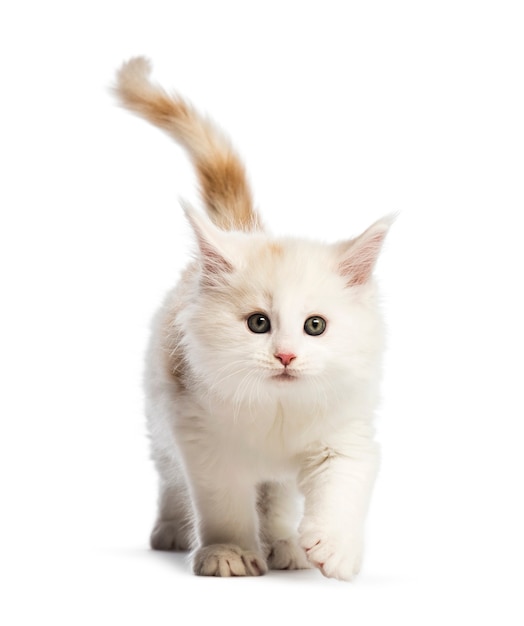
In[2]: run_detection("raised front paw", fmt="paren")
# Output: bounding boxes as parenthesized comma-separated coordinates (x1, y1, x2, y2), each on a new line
(299, 526, 363, 581)
(193, 544, 268, 577)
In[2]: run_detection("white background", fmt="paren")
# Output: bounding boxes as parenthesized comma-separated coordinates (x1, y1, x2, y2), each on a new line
(1, 1, 523, 624)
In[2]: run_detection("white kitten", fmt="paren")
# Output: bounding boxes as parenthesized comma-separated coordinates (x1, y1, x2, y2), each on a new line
(114, 57, 393, 580)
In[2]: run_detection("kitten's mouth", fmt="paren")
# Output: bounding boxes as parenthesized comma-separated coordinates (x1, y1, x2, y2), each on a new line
(272, 370, 297, 382)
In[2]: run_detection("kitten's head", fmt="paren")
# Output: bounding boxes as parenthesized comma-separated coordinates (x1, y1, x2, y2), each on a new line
(181, 208, 393, 409)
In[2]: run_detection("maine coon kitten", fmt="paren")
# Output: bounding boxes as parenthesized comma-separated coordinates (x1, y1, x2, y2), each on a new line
(114, 57, 393, 580)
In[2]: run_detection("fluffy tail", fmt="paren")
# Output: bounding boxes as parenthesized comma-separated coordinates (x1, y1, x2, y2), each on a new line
(114, 57, 261, 232)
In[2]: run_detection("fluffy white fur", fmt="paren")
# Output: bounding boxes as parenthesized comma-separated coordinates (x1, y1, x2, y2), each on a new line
(115, 57, 393, 580)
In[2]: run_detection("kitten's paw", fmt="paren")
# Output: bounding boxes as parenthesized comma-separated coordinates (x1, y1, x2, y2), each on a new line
(193, 544, 268, 577)
(299, 527, 363, 581)
(150, 520, 192, 551)
(267, 539, 311, 571)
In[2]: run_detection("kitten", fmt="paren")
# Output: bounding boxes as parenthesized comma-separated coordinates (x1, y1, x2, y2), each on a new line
(114, 57, 393, 580)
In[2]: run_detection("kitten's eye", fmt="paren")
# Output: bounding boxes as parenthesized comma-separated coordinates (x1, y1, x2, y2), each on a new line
(247, 313, 271, 334)
(304, 316, 327, 336)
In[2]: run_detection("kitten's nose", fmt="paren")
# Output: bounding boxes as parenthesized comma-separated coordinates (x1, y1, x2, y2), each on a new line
(274, 352, 296, 367)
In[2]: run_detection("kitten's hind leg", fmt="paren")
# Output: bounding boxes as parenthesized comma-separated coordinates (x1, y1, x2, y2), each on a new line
(258, 481, 311, 570)
(150, 458, 194, 551)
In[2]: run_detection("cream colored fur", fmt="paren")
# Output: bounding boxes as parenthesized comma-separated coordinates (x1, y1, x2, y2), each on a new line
(115, 57, 393, 580)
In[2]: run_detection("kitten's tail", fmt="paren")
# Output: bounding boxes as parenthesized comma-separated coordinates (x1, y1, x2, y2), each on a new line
(114, 57, 261, 232)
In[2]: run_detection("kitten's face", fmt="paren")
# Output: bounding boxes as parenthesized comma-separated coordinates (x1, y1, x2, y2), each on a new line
(183, 217, 387, 406)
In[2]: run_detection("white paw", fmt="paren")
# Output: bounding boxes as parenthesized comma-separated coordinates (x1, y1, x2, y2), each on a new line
(299, 526, 363, 581)
(267, 539, 311, 571)
(193, 544, 268, 577)
(150, 519, 192, 551)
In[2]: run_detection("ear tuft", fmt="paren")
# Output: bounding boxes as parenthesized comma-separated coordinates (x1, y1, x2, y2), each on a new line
(338, 214, 395, 286)
(182, 201, 234, 284)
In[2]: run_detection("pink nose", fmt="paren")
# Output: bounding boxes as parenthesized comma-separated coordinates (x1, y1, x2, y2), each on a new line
(274, 352, 296, 367)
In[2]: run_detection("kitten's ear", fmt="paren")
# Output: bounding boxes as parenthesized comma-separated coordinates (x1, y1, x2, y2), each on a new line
(337, 214, 395, 286)
(182, 203, 234, 284)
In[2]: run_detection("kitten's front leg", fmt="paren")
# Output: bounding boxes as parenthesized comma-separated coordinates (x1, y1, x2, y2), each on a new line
(298, 424, 379, 581)
(180, 451, 267, 577)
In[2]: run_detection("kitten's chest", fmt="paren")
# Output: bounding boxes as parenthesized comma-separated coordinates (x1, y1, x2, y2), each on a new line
(209, 399, 323, 475)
